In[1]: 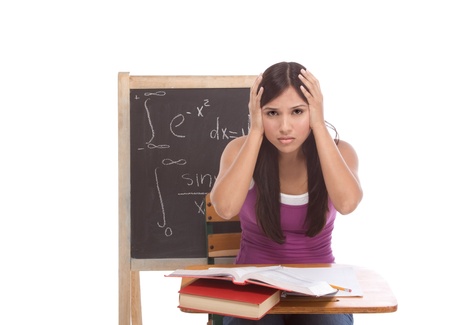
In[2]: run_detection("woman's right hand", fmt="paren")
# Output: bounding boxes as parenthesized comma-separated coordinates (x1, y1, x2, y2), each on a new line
(248, 74, 264, 135)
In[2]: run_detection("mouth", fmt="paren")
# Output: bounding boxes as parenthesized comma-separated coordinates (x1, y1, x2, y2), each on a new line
(278, 137, 295, 145)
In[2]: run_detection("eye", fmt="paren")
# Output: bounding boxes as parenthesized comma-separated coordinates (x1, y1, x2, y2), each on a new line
(266, 110, 278, 117)
(293, 109, 304, 115)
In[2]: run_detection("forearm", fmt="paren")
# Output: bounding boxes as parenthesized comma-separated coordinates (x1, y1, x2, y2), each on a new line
(210, 131, 263, 219)
(313, 124, 363, 214)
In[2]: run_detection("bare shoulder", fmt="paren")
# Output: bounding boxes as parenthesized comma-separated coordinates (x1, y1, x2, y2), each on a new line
(337, 139, 359, 168)
(336, 139, 357, 153)
(224, 135, 247, 151)
(215, 136, 248, 179)
(221, 136, 247, 158)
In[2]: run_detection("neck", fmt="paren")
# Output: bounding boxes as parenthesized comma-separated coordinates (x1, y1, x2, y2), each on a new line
(278, 151, 308, 195)
(278, 148, 304, 166)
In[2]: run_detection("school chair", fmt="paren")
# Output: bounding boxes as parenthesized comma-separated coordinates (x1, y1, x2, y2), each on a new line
(205, 193, 241, 325)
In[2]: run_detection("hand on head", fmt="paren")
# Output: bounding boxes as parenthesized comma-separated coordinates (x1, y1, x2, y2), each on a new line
(299, 69, 325, 130)
(248, 74, 265, 135)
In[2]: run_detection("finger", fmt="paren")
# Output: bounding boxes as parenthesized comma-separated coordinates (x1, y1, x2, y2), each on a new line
(298, 73, 313, 93)
(256, 85, 264, 101)
(251, 74, 263, 96)
(299, 69, 321, 91)
(300, 85, 312, 99)
(249, 75, 263, 111)
(251, 75, 264, 104)
(298, 70, 312, 87)
(300, 69, 318, 82)
(299, 76, 321, 103)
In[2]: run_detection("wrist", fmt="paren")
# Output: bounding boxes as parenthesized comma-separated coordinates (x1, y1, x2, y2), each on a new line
(248, 126, 264, 137)
(310, 121, 327, 133)
(247, 129, 264, 140)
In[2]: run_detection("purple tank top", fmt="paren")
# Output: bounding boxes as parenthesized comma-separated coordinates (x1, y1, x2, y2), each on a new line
(235, 185, 336, 265)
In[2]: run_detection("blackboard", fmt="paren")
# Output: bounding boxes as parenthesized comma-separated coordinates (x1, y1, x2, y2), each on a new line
(119, 75, 256, 325)
(129, 86, 251, 259)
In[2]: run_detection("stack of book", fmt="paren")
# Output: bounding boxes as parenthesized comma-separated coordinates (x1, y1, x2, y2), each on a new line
(168, 265, 360, 320)
(179, 278, 281, 320)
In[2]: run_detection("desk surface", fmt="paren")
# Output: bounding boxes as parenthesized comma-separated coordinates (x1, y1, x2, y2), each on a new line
(180, 264, 398, 314)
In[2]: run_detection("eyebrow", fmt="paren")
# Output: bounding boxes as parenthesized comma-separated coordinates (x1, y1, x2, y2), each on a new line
(263, 104, 308, 110)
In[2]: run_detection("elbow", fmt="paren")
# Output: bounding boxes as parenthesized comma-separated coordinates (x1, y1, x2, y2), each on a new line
(334, 191, 363, 215)
(336, 203, 358, 215)
(210, 193, 240, 220)
(214, 205, 238, 220)
(211, 200, 239, 220)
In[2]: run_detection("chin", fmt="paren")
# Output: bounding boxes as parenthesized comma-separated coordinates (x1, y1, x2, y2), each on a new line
(276, 145, 301, 155)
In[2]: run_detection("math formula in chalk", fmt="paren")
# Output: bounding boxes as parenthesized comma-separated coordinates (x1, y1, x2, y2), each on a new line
(137, 92, 248, 150)
(130, 87, 250, 258)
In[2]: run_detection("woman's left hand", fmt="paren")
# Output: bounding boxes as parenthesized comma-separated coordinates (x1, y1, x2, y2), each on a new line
(299, 69, 325, 130)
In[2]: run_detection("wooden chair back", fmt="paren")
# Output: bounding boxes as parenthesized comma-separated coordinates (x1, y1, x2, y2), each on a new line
(205, 193, 241, 265)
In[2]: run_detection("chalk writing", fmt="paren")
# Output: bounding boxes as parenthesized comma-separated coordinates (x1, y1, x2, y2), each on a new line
(181, 173, 216, 188)
(144, 91, 170, 149)
(170, 114, 186, 138)
(162, 158, 187, 166)
(154, 167, 173, 237)
(196, 99, 210, 117)
(210, 116, 250, 140)
(194, 199, 205, 214)
(130, 87, 250, 259)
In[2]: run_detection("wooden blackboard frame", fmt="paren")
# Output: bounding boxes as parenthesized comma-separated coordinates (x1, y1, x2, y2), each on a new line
(118, 72, 256, 325)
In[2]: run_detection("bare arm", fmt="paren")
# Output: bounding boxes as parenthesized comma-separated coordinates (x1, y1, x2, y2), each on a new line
(210, 133, 263, 219)
(314, 131, 362, 214)
(210, 75, 265, 219)
(300, 69, 363, 214)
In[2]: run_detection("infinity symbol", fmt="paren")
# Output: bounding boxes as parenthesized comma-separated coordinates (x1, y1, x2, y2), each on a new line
(162, 158, 187, 166)
(147, 143, 170, 149)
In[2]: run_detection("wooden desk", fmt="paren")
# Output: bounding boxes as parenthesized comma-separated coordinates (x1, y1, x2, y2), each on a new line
(180, 264, 397, 314)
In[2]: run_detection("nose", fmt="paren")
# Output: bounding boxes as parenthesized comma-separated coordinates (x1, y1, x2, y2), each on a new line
(280, 115, 291, 134)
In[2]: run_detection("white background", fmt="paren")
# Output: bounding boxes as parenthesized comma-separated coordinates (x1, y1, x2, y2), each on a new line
(1, 1, 449, 324)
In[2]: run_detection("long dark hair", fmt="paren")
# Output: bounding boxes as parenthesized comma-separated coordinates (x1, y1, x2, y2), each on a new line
(253, 62, 339, 243)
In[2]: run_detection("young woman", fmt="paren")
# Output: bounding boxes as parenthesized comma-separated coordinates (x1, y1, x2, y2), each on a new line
(210, 62, 363, 325)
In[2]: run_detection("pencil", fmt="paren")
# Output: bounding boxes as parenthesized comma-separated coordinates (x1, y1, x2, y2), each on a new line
(330, 284, 352, 292)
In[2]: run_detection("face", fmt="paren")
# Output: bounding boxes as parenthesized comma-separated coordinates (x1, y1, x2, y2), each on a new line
(262, 86, 310, 155)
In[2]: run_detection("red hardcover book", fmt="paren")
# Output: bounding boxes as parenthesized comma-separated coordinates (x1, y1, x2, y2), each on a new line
(178, 278, 281, 320)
